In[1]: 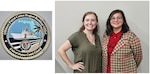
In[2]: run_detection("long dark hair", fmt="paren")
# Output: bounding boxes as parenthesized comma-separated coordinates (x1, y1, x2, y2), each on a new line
(79, 11, 99, 35)
(105, 9, 130, 36)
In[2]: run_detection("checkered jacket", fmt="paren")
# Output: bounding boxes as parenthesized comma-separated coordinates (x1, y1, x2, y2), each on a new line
(102, 31, 142, 73)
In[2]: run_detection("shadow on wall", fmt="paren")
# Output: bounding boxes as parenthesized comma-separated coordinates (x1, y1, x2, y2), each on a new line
(55, 59, 66, 73)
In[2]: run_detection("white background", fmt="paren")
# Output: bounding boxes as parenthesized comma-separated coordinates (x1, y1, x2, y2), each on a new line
(0, 0, 149, 74)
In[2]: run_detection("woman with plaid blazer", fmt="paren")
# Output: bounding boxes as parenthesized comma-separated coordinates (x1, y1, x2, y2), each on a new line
(102, 9, 142, 73)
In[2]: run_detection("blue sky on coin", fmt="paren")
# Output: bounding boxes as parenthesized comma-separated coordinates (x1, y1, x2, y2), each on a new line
(8, 17, 42, 38)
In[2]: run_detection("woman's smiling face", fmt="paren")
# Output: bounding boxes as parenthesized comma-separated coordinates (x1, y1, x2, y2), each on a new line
(110, 13, 123, 29)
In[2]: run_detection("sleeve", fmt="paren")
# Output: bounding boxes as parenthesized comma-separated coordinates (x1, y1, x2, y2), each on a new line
(68, 32, 79, 48)
(129, 32, 143, 67)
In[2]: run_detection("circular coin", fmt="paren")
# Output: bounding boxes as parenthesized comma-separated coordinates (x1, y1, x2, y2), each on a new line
(0, 11, 51, 60)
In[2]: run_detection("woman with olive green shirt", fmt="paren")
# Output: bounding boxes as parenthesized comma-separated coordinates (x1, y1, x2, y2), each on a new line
(68, 31, 102, 73)
(58, 11, 102, 73)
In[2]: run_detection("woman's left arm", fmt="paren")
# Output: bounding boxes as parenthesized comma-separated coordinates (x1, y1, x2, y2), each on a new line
(130, 35, 143, 67)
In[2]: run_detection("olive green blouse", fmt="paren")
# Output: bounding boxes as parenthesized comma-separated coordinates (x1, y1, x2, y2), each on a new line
(68, 31, 102, 73)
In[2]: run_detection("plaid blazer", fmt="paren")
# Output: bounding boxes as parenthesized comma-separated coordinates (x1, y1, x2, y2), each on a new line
(102, 31, 142, 73)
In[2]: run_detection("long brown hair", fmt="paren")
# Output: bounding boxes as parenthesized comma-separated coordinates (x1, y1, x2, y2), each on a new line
(79, 11, 99, 35)
(106, 9, 130, 36)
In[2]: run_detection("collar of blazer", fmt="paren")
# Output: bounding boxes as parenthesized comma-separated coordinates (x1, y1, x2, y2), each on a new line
(103, 31, 130, 55)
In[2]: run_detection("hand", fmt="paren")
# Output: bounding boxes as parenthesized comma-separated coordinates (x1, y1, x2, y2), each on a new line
(70, 62, 85, 72)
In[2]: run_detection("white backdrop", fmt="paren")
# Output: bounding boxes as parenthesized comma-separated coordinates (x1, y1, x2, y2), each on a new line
(55, 1, 149, 73)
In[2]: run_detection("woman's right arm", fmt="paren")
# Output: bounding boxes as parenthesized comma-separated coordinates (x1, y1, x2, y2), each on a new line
(58, 40, 84, 72)
(58, 40, 73, 68)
